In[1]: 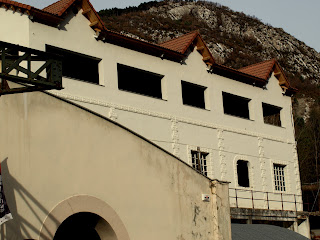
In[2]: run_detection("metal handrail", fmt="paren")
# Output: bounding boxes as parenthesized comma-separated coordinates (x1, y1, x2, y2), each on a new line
(229, 188, 303, 211)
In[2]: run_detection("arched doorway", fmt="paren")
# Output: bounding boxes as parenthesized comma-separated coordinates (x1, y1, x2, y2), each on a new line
(39, 195, 130, 240)
(53, 212, 103, 240)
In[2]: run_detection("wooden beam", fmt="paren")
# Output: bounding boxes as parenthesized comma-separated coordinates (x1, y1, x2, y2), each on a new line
(203, 56, 211, 61)
(279, 79, 286, 85)
(196, 46, 204, 51)
(274, 71, 281, 77)
(89, 21, 99, 27)
(82, 8, 91, 15)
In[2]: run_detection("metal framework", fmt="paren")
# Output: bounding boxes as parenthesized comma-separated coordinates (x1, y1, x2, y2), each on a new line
(0, 41, 62, 96)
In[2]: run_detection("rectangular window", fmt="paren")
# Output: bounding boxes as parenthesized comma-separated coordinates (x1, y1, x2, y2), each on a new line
(274, 164, 286, 191)
(222, 92, 251, 119)
(191, 150, 208, 176)
(117, 63, 163, 99)
(237, 160, 250, 187)
(181, 81, 206, 109)
(263, 103, 282, 126)
(46, 45, 101, 84)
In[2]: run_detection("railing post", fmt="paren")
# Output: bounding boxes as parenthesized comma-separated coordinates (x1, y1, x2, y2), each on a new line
(294, 194, 297, 212)
(267, 192, 269, 209)
(235, 189, 238, 208)
(281, 193, 284, 210)
(251, 190, 254, 209)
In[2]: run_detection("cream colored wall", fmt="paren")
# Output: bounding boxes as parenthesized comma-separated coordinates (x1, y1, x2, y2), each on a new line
(0, 90, 231, 240)
(0, 8, 302, 211)
(0, 8, 29, 46)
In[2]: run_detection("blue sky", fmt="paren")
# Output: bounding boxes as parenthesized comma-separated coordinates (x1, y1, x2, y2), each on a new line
(16, 0, 320, 52)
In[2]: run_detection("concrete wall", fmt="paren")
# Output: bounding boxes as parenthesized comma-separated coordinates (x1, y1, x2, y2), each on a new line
(0, 6, 302, 211)
(0, 90, 231, 240)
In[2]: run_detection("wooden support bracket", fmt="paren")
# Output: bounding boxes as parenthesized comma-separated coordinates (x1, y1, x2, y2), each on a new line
(274, 72, 281, 77)
(203, 55, 211, 61)
(82, 8, 91, 15)
(197, 46, 205, 51)
(279, 79, 286, 85)
(89, 21, 99, 27)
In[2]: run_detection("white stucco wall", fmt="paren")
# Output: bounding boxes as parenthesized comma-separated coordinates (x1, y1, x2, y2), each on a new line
(0, 90, 231, 240)
(0, 8, 29, 47)
(0, 7, 302, 211)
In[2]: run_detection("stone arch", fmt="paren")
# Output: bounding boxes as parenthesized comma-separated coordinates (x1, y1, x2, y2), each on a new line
(39, 195, 130, 240)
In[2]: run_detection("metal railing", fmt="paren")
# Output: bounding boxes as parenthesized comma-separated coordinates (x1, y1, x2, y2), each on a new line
(229, 188, 303, 212)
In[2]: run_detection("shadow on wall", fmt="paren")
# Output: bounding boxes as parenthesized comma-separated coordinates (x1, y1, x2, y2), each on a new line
(0, 158, 60, 240)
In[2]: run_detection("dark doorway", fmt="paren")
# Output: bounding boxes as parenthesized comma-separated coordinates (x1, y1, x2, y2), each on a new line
(53, 212, 101, 240)
(237, 160, 250, 187)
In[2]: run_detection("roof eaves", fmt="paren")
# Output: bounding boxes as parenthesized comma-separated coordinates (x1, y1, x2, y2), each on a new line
(212, 63, 267, 87)
(99, 30, 185, 62)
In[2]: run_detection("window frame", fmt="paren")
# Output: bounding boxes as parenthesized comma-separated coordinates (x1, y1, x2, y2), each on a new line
(46, 45, 101, 85)
(181, 80, 207, 109)
(222, 92, 251, 120)
(262, 102, 282, 127)
(191, 150, 209, 176)
(236, 160, 250, 188)
(117, 63, 164, 99)
(273, 164, 286, 192)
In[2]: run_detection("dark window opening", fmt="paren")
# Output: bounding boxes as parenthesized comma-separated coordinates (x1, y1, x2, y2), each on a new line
(54, 212, 101, 240)
(237, 160, 250, 187)
(46, 45, 100, 84)
(181, 81, 206, 109)
(117, 63, 163, 99)
(223, 92, 250, 119)
(263, 103, 282, 126)
(191, 150, 208, 176)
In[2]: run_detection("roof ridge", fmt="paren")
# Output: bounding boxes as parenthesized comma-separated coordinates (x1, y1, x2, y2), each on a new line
(159, 30, 199, 45)
(105, 29, 184, 55)
(43, 0, 76, 16)
(239, 58, 275, 71)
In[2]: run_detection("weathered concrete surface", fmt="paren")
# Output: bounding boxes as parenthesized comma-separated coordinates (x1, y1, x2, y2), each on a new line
(0, 89, 231, 240)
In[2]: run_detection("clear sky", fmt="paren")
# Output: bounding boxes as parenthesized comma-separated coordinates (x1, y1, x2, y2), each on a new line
(16, 0, 320, 52)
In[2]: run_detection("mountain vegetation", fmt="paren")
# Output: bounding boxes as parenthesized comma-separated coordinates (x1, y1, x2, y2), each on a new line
(99, 0, 320, 184)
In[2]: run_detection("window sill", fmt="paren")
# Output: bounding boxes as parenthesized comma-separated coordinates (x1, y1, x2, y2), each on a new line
(224, 113, 253, 121)
(234, 186, 253, 190)
(64, 76, 104, 87)
(118, 89, 167, 101)
(264, 122, 285, 128)
(183, 104, 210, 111)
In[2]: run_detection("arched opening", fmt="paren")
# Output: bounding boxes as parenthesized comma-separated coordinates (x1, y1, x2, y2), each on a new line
(53, 212, 118, 240)
(39, 195, 130, 240)
(237, 160, 250, 187)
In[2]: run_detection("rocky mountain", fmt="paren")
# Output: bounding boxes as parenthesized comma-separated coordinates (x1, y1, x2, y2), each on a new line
(99, 0, 320, 183)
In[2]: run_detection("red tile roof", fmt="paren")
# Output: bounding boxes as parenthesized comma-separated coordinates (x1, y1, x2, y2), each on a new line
(43, 0, 76, 16)
(0, 0, 32, 10)
(239, 59, 276, 80)
(0, 0, 296, 93)
(159, 31, 199, 54)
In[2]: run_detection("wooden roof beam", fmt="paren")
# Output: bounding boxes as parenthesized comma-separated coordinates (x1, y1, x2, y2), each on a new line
(203, 55, 211, 61)
(196, 46, 205, 51)
(89, 20, 99, 27)
(82, 8, 91, 15)
(274, 71, 281, 78)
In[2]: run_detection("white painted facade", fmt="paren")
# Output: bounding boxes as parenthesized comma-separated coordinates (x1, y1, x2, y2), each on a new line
(0, 4, 302, 213)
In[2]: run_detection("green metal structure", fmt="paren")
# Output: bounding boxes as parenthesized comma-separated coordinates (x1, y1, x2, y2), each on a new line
(0, 41, 62, 95)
